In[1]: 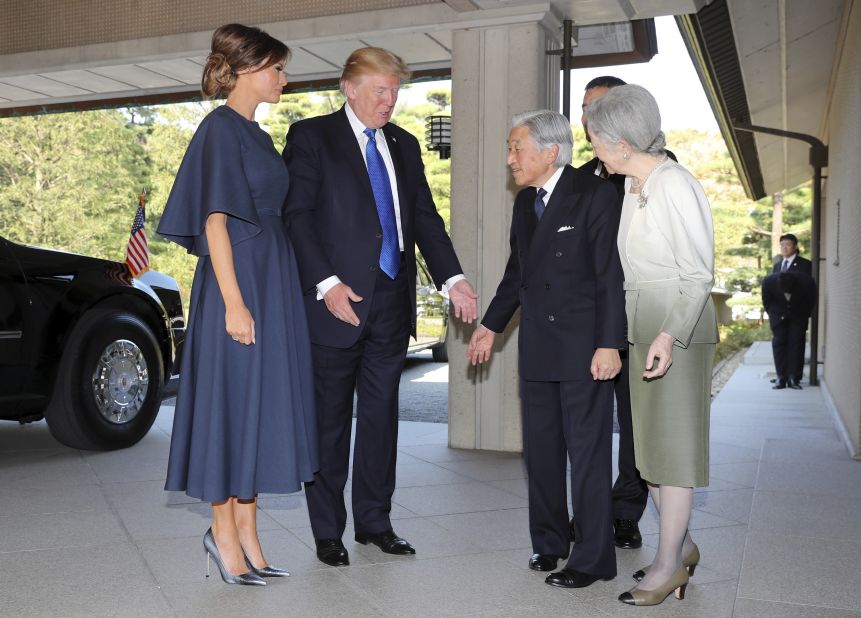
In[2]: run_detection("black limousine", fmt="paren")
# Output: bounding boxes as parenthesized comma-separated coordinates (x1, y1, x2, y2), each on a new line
(1, 234, 184, 450)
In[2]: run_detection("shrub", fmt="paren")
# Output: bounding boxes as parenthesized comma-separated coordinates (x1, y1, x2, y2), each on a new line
(715, 321, 771, 362)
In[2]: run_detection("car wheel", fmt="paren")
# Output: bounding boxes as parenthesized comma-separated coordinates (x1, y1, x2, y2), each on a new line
(46, 307, 164, 450)
(431, 341, 448, 363)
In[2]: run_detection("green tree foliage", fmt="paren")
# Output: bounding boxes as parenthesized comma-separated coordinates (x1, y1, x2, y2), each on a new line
(571, 125, 594, 167)
(265, 90, 345, 153)
(425, 89, 450, 110)
(744, 185, 811, 266)
(0, 110, 147, 258)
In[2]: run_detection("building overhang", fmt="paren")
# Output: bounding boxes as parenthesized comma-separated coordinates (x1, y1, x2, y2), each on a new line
(678, 0, 845, 200)
(0, 0, 708, 116)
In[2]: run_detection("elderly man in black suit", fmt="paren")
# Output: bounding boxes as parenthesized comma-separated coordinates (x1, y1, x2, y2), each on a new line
(468, 109, 625, 589)
(283, 47, 478, 567)
(762, 270, 816, 389)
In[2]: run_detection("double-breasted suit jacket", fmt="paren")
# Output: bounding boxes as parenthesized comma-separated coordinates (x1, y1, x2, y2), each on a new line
(283, 106, 462, 348)
(482, 165, 626, 379)
(480, 164, 624, 575)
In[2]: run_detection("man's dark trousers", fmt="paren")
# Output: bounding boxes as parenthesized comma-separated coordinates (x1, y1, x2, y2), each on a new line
(611, 348, 647, 519)
(771, 318, 807, 384)
(522, 377, 616, 577)
(305, 265, 411, 540)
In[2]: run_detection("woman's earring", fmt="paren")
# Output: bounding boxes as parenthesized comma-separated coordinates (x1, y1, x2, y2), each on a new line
(623, 151, 629, 160)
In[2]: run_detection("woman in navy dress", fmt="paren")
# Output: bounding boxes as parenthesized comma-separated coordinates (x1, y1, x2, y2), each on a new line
(157, 24, 317, 586)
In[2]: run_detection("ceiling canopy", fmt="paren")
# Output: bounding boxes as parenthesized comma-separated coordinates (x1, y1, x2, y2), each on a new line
(0, 0, 706, 114)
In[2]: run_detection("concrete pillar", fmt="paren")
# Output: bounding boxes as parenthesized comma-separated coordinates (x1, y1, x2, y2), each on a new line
(448, 21, 559, 451)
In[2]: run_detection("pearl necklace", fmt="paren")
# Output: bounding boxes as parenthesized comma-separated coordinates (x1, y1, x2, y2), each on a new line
(631, 154, 669, 208)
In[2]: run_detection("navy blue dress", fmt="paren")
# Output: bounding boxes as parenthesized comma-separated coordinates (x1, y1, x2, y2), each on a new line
(158, 105, 318, 502)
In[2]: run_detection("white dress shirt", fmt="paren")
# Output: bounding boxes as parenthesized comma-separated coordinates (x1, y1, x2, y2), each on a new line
(539, 166, 565, 205)
(317, 103, 463, 299)
(780, 255, 796, 272)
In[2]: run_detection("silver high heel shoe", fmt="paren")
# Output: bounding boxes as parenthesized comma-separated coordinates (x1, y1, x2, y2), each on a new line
(203, 528, 266, 586)
(243, 549, 290, 578)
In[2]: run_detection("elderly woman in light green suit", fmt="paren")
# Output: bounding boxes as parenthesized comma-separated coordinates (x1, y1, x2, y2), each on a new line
(586, 84, 718, 608)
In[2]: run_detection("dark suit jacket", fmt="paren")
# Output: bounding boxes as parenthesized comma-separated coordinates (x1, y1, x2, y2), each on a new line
(761, 271, 816, 329)
(578, 157, 624, 199)
(481, 165, 626, 382)
(772, 254, 812, 275)
(283, 106, 462, 348)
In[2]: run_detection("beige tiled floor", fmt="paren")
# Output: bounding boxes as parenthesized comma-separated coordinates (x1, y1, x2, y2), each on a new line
(1, 342, 859, 616)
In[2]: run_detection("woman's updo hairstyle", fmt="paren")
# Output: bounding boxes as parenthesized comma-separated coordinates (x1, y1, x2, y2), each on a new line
(201, 23, 290, 100)
(585, 84, 666, 155)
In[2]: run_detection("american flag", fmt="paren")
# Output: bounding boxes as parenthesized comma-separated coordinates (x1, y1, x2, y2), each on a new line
(125, 194, 149, 277)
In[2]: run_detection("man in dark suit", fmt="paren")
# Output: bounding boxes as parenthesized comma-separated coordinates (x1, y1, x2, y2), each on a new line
(772, 232, 813, 275)
(762, 270, 816, 389)
(580, 76, 628, 188)
(468, 109, 625, 589)
(283, 47, 478, 567)
(576, 76, 679, 550)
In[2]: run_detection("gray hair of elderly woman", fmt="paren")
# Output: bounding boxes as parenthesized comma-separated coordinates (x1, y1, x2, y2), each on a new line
(585, 84, 666, 154)
(511, 109, 573, 167)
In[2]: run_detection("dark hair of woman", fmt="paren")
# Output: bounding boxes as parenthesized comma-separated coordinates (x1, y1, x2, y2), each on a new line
(201, 23, 290, 99)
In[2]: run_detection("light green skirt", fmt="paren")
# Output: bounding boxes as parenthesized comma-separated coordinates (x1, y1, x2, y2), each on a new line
(628, 342, 714, 488)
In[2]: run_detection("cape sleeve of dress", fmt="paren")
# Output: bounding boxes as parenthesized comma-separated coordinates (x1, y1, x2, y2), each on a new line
(156, 108, 260, 256)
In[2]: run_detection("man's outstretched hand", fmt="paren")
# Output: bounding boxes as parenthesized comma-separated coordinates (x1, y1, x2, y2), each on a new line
(467, 324, 496, 365)
(449, 279, 479, 324)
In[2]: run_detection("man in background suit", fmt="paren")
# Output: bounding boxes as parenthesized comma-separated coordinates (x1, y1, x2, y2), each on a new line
(576, 75, 678, 550)
(762, 270, 816, 389)
(468, 109, 625, 589)
(772, 232, 812, 275)
(283, 47, 478, 567)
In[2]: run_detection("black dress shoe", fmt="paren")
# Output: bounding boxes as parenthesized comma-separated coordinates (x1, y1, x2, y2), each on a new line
(772, 381, 787, 390)
(315, 539, 349, 567)
(788, 380, 803, 390)
(614, 519, 643, 549)
(529, 554, 561, 571)
(354, 530, 416, 555)
(545, 568, 613, 589)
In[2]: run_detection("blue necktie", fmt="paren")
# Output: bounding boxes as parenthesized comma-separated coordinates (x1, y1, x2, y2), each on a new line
(364, 128, 400, 279)
(534, 187, 547, 220)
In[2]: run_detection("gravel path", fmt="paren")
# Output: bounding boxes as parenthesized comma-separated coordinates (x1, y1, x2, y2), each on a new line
(711, 347, 747, 399)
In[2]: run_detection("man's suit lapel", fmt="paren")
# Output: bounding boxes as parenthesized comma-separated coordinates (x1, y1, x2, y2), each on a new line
(331, 107, 376, 206)
(523, 166, 579, 280)
(382, 125, 411, 231)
